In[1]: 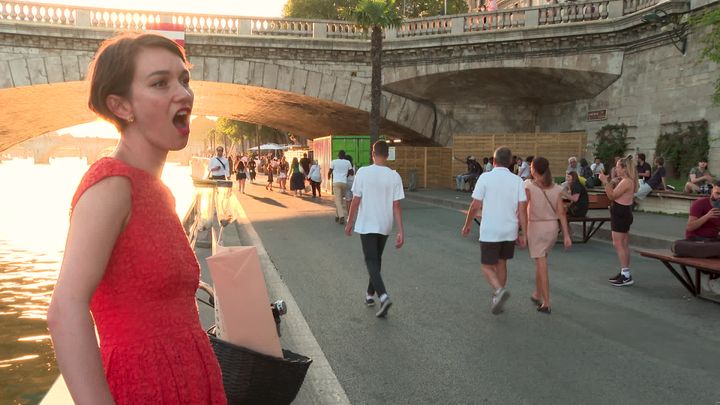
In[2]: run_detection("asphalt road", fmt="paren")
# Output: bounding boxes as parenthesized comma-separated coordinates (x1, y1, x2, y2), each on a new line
(235, 181, 720, 405)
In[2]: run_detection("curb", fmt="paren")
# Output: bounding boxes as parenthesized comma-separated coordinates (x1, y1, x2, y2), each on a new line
(229, 202, 352, 405)
(404, 192, 673, 250)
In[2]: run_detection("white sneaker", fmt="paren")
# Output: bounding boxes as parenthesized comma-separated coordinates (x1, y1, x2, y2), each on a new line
(491, 288, 510, 315)
(701, 273, 711, 293)
(708, 277, 720, 296)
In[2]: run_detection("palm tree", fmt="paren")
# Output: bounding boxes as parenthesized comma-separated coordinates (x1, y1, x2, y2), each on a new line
(352, 0, 402, 152)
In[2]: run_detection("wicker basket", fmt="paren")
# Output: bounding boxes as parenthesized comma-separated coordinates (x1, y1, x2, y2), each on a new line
(209, 335, 312, 405)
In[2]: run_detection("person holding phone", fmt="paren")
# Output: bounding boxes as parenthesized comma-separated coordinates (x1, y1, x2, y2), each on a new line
(685, 180, 720, 241)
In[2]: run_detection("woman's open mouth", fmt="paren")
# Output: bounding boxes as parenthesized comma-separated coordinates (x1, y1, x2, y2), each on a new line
(173, 109, 191, 136)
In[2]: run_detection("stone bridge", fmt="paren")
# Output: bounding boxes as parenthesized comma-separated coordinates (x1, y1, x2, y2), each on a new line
(1, 0, 718, 167)
(12, 133, 117, 163)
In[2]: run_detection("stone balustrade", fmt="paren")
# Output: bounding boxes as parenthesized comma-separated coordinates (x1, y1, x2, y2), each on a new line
(465, 9, 526, 31)
(0, 0, 667, 40)
(624, 0, 660, 14)
(397, 16, 453, 37)
(537, 0, 612, 25)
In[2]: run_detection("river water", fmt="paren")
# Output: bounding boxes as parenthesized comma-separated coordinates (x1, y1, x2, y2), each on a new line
(0, 157, 194, 404)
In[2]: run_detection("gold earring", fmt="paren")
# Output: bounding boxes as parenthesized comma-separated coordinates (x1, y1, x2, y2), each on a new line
(127, 116, 135, 123)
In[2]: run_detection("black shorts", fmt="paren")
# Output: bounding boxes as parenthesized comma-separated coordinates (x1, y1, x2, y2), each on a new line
(480, 241, 516, 265)
(610, 202, 633, 233)
(236, 172, 247, 180)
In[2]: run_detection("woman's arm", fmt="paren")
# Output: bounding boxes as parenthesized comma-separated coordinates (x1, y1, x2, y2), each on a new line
(602, 177, 630, 201)
(47, 176, 132, 405)
(557, 194, 572, 249)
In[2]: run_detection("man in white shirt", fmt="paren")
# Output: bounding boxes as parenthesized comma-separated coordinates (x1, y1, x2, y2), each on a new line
(462, 147, 528, 315)
(517, 156, 531, 180)
(208, 146, 229, 180)
(345, 141, 405, 318)
(328, 150, 353, 224)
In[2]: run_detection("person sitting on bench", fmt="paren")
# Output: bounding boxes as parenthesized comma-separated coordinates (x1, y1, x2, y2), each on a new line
(684, 158, 714, 194)
(635, 157, 668, 200)
(455, 156, 482, 191)
(686, 180, 720, 241)
(562, 171, 589, 218)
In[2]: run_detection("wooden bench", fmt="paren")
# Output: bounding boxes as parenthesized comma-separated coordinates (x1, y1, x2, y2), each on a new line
(567, 193, 611, 243)
(637, 249, 720, 304)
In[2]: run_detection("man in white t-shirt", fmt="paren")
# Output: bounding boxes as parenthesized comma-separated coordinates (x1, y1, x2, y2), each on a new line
(462, 146, 528, 315)
(328, 150, 353, 224)
(345, 141, 405, 318)
(517, 156, 532, 180)
(208, 146, 229, 180)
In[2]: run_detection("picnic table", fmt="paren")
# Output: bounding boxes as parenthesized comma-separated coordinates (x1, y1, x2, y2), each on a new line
(637, 248, 720, 304)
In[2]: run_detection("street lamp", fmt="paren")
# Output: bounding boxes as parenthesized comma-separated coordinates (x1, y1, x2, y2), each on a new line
(641, 9, 689, 55)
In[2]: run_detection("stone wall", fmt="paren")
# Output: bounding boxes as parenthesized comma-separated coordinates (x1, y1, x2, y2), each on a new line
(537, 24, 720, 174)
(438, 102, 539, 135)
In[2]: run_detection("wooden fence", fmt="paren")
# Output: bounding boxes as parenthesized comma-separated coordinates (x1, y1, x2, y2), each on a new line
(386, 146, 452, 189)
(452, 133, 587, 187)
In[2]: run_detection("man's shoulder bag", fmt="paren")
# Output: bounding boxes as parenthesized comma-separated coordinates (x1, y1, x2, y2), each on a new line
(672, 239, 720, 258)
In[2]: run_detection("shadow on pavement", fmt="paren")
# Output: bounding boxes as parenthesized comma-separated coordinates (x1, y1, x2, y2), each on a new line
(246, 194, 287, 208)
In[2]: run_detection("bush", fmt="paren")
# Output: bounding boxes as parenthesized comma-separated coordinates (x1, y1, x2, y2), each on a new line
(655, 120, 709, 178)
(593, 124, 630, 170)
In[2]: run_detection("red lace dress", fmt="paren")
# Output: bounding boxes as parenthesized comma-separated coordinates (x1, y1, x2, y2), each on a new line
(70, 157, 226, 404)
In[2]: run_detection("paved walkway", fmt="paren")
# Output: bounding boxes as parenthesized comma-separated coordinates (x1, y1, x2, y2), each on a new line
(231, 181, 719, 404)
(403, 188, 687, 249)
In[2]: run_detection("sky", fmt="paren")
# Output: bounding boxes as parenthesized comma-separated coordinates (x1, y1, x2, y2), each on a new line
(22, 0, 286, 17)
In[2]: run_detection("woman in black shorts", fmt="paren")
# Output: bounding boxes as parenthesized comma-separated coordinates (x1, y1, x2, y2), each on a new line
(599, 155, 638, 287)
(236, 160, 247, 194)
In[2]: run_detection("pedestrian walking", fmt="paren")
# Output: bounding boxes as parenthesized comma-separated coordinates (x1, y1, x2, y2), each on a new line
(235, 160, 247, 194)
(300, 152, 311, 177)
(328, 150, 353, 224)
(289, 157, 305, 197)
(462, 146, 528, 315)
(208, 146, 229, 180)
(344, 154, 355, 216)
(265, 161, 274, 191)
(248, 157, 257, 183)
(345, 141, 405, 318)
(47, 32, 226, 404)
(524, 157, 571, 314)
(278, 156, 289, 193)
(599, 155, 639, 286)
(308, 160, 322, 198)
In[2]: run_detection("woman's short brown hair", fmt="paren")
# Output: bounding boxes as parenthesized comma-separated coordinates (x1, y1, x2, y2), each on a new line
(87, 32, 189, 130)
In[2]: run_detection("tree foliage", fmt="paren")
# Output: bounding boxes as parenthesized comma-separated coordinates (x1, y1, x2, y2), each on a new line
(695, 8, 720, 104)
(655, 120, 709, 178)
(283, 0, 468, 20)
(213, 118, 288, 150)
(593, 124, 630, 169)
(351, 0, 402, 151)
(352, 0, 402, 29)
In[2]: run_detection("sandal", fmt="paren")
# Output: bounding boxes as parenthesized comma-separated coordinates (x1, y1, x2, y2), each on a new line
(537, 306, 551, 314)
(530, 296, 542, 306)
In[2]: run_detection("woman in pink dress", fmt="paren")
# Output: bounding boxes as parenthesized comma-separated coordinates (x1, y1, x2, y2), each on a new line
(47, 33, 226, 404)
(524, 157, 571, 314)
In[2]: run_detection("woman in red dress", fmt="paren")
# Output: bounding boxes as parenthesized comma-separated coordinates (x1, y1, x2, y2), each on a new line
(47, 33, 226, 404)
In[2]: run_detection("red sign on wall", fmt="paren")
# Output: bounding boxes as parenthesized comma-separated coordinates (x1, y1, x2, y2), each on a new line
(587, 109, 607, 121)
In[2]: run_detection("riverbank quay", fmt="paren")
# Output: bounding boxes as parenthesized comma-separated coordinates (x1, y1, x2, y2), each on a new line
(402, 188, 686, 249)
(193, 184, 351, 405)
(233, 180, 720, 404)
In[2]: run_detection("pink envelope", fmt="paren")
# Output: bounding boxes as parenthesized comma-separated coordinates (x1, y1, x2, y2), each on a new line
(206, 245, 283, 358)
